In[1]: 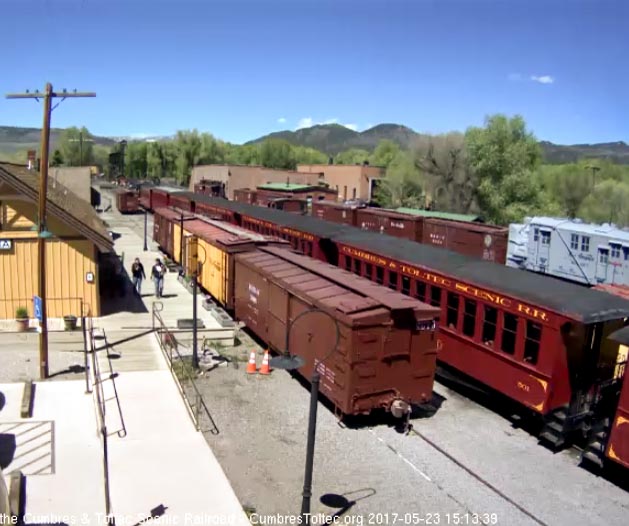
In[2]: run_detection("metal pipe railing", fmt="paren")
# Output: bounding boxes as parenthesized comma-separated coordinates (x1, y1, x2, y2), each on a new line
(151, 302, 219, 435)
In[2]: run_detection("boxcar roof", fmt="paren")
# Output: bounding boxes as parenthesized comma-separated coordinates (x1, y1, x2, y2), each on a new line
(332, 230, 629, 323)
(181, 194, 629, 323)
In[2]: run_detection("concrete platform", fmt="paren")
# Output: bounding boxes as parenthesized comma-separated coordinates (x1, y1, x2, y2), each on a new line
(95, 224, 235, 345)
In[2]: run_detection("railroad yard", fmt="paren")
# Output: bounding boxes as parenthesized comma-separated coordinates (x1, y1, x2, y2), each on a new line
(106, 189, 629, 525)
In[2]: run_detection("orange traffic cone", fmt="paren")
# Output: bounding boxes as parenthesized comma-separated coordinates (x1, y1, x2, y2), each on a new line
(246, 350, 257, 374)
(259, 350, 271, 375)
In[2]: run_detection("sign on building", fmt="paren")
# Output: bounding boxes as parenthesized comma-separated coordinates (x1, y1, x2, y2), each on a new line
(0, 239, 12, 250)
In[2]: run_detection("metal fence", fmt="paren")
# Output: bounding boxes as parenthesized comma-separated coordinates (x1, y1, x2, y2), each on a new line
(151, 302, 219, 435)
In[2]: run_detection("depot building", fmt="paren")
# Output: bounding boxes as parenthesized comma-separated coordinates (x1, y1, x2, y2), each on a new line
(0, 162, 114, 320)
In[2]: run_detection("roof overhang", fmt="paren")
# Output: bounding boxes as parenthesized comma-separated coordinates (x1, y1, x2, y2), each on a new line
(0, 164, 114, 253)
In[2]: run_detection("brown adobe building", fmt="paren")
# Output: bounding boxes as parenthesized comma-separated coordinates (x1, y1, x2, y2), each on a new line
(296, 163, 385, 202)
(189, 165, 324, 200)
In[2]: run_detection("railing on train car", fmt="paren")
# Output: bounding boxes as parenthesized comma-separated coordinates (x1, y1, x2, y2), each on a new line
(151, 301, 219, 435)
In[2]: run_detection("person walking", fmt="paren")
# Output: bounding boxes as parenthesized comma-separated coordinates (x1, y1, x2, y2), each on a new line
(151, 258, 166, 298)
(131, 257, 146, 295)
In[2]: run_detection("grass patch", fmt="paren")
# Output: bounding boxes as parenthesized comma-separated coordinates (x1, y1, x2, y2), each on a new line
(172, 356, 196, 383)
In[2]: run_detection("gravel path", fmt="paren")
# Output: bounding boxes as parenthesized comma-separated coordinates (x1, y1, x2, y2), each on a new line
(181, 335, 629, 526)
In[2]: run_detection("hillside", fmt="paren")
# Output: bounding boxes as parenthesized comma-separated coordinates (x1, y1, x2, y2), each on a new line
(0, 125, 116, 155)
(249, 124, 629, 164)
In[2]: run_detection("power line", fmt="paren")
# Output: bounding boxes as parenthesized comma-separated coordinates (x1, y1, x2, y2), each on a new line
(6, 83, 96, 380)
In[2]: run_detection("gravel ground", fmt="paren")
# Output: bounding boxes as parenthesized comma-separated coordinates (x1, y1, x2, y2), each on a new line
(0, 331, 89, 382)
(180, 333, 629, 526)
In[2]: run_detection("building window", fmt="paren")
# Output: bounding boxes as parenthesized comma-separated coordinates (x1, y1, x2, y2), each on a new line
(524, 321, 541, 365)
(533, 228, 539, 242)
(541, 231, 551, 245)
(353, 258, 362, 275)
(401, 276, 411, 295)
(624, 248, 629, 261)
(430, 286, 442, 308)
(343, 186, 347, 200)
(600, 250, 608, 264)
(414, 281, 427, 302)
(501, 313, 518, 355)
(462, 299, 477, 338)
(611, 245, 621, 259)
(482, 306, 497, 346)
(365, 263, 373, 280)
(388, 271, 398, 290)
(345, 256, 352, 271)
(446, 293, 459, 328)
(581, 236, 590, 252)
(375, 266, 384, 285)
(352, 188, 356, 199)
(570, 234, 578, 250)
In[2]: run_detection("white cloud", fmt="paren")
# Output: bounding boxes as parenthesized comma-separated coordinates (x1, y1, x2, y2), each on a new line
(296, 117, 314, 129)
(277, 117, 287, 124)
(296, 117, 358, 131)
(531, 75, 554, 84)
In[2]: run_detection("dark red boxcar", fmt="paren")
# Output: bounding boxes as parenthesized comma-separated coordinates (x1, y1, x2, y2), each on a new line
(355, 208, 424, 241)
(195, 199, 238, 222)
(168, 191, 195, 212)
(153, 207, 195, 258)
(233, 188, 258, 204)
(149, 188, 170, 210)
(234, 246, 439, 418)
(311, 201, 358, 226)
(422, 218, 508, 263)
(138, 185, 151, 209)
(115, 189, 139, 214)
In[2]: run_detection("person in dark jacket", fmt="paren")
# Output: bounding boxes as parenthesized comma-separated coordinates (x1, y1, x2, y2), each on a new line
(131, 258, 146, 295)
(151, 258, 166, 298)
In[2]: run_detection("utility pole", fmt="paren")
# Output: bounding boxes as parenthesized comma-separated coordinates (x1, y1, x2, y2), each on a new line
(587, 165, 601, 188)
(6, 83, 95, 380)
(69, 131, 95, 166)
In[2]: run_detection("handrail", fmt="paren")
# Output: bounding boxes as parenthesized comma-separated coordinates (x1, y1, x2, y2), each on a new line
(87, 323, 114, 523)
(151, 302, 219, 435)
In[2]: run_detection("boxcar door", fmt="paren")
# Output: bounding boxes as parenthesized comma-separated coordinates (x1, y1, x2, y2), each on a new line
(596, 247, 609, 283)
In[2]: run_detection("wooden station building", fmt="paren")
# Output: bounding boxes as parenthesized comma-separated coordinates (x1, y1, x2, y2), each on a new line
(0, 163, 114, 320)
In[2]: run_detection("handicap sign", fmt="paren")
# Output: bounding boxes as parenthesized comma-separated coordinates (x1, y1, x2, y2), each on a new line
(33, 296, 43, 322)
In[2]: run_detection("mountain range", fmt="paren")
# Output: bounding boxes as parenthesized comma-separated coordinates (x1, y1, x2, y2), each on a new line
(1, 123, 628, 165)
(248, 123, 629, 164)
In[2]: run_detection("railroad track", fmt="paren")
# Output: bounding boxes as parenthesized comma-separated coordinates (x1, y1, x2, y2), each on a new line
(369, 427, 548, 526)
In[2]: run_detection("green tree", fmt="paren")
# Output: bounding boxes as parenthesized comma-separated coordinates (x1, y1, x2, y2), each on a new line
(374, 151, 425, 208)
(335, 148, 370, 165)
(540, 163, 591, 218)
(465, 114, 542, 223)
(51, 149, 64, 167)
(260, 139, 296, 170)
(369, 140, 400, 168)
(59, 126, 94, 166)
(125, 141, 148, 179)
(292, 145, 328, 165)
(579, 180, 629, 226)
(174, 130, 202, 184)
(414, 133, 477, 213)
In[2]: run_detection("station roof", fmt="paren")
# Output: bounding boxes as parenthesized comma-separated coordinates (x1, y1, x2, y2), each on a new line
(0, 162, 114, 253)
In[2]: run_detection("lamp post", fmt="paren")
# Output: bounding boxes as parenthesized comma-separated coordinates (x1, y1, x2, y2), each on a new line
(269, 307, 341, 524)
(185, 237, 206, 369)
(144, 207, 148, 251)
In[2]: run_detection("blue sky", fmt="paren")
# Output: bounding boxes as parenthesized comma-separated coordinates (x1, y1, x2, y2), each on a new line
(0, 0, 626, 145)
